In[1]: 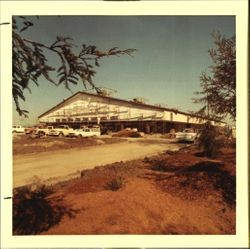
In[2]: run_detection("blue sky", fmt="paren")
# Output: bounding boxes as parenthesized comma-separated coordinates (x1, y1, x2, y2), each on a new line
(13, 16, 235, 126)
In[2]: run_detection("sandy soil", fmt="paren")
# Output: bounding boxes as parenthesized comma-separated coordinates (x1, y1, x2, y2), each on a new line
(13, 135, 183, 187)
(13, 145, 236, 235)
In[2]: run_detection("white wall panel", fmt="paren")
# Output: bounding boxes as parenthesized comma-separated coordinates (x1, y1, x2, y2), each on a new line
(39, 93, 225, 127)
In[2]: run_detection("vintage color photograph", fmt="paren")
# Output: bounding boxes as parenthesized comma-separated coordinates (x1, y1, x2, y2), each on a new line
(12, 15, 236, 235)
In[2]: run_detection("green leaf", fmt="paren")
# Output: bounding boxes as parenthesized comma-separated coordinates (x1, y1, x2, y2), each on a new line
(58, 76, 66, 84)
(68, 78, 77, 85)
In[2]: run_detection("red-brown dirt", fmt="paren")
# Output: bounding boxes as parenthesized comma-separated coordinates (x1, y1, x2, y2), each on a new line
(13, 145, 236, 235)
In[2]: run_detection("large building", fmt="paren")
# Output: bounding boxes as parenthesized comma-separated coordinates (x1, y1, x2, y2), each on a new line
(38, 91, 225, 133)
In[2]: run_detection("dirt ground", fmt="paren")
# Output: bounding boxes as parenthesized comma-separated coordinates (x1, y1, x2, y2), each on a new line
(13, 134, 126, 155)
(13, 144, 236, 235)
(13, 134, 182, 188)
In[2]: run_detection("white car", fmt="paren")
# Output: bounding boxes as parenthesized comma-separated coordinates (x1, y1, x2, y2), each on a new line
(12, 125, 25, 133)
(68, 126, 101, 138)
(34, 126, 54, 136)
(175, 128, 199, 142)
(48, 125, 74, 137)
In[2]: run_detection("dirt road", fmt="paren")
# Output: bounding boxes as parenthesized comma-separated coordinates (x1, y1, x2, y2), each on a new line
(13, 138, 182, 188)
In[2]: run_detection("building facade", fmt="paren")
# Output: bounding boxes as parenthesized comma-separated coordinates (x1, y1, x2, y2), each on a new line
(38, 92, 225, 133)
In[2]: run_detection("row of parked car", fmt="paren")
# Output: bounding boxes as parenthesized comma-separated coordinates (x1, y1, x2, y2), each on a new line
(13, 125, 201, 142)
(12, 125, 101, 138)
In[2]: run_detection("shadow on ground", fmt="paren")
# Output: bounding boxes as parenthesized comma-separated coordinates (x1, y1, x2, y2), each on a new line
(149, 158, 236, 206)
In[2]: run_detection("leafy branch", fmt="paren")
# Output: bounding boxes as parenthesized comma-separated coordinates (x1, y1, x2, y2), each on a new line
(12, 16, 136, 117)
(193, 31, 236, 121)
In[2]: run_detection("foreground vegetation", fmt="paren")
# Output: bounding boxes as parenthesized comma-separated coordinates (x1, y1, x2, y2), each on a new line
(13, 138, 236, 235)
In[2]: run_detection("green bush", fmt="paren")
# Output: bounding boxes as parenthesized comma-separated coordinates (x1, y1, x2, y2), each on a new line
(198, 121, 221, 158)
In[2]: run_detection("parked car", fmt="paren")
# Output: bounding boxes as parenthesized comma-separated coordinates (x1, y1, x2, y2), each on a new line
(48, 125, 74, 137)
(34, 126, 54, 136)
(12, 125, 25, 133)
(175, 128, 199, 142)
(24, 127, 36, 135)
(68, 126, 101, 138)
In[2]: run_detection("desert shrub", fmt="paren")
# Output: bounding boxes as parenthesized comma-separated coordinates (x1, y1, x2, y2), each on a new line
(13, 184, 77, 235)
(105, 177, 124, 191)
(151, 160, 168, 172)
(198, 121, 221, 158)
